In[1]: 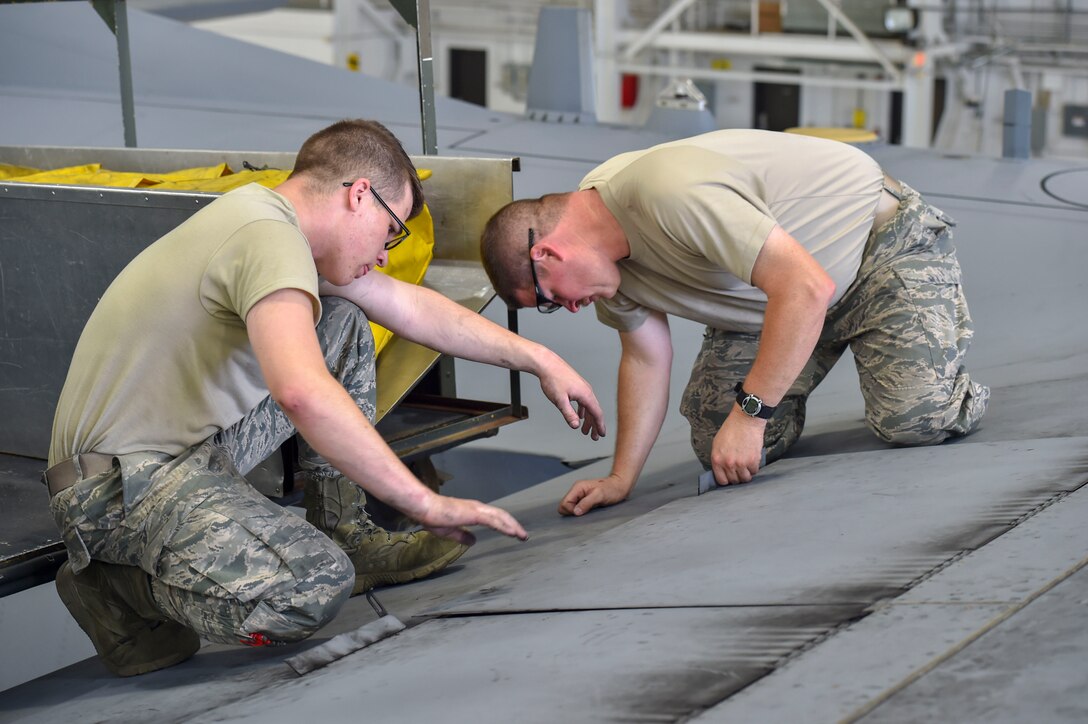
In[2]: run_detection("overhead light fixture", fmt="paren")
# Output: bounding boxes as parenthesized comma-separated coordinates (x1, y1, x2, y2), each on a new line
(884, 7, 917, 34)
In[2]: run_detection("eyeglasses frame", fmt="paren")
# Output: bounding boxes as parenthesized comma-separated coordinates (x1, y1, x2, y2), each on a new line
(342, 181, 411, 251)
(528, 228, 561, 314)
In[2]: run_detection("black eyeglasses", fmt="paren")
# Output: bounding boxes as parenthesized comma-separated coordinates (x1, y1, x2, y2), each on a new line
(528, 228, 561, 313)
(343, 181, 411, 250)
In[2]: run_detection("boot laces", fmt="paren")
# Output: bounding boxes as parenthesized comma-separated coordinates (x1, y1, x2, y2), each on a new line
(344, 503, 397, 547)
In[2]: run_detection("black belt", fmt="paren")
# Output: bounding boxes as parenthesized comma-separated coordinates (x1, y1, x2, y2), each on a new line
(43, 452, 116, 497)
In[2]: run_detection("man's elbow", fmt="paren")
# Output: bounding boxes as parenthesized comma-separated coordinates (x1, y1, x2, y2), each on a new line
(270, 381, 321, 422)
(784, 267, 836, 312)
(814, 270, 836, 307)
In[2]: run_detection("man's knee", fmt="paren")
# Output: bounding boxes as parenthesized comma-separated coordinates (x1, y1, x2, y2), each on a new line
(320, 294, 368, 322)
(151, 482, 357, 645)
(316, 296, 377, 419)
(240, 546, 354, 644)
(762, 396, 806, 463)
(870, 419, 950, 447)
(866, 388, 952, 445)
(687, 417, 721, 471)
(866, 376, 989, 447)
(318, 297, 375, 354)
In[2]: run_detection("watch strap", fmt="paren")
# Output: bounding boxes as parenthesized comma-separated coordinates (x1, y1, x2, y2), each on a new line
(734, 381, 776, 419)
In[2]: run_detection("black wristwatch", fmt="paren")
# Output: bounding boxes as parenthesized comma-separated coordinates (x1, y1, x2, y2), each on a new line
(734, 382, 776, 419)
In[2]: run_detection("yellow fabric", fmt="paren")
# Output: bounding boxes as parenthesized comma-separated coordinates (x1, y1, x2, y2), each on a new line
(140, 163, 231, 186)
(371, 202, 434, 355)
(0, 162, 42, 180)
(152, 168, 291, 192)
(6, 161, 435, 357)
(0, 162, 234, 188)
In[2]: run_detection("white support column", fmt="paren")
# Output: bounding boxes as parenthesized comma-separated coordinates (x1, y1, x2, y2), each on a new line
(901, 52, 934, 147)
(901, 5, 944, 148)
(595, 0, 621, 124)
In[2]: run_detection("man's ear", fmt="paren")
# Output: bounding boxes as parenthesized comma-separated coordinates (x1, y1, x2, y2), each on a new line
(532, 237, 564, 263)
(346, 178, 371, 210)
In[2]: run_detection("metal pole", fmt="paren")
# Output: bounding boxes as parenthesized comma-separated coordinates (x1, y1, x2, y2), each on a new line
(92, 0, 138, 147)
(389, 0, 437, 155)
(415, 0, 437, 155)
(114, 0, 137, 148)
(507, 307, 522, 415)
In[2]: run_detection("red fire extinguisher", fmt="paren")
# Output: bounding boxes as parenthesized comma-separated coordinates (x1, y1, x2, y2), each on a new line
(621, 74, 639, 109)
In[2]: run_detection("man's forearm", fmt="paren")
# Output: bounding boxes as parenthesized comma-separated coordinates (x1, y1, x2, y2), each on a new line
(324, 274, 604, 438)
(744, 224, 837, 405)
(741, 290, 828, 407)
(283, 372, 436, 518)
(610, 315, 673, 489)
(382, 282, 552, 374)
(609, 357, 669, 488)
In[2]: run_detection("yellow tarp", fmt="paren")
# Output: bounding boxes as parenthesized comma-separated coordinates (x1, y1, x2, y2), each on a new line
(0, 162, 47, 180)
(5, 162, 434, 356)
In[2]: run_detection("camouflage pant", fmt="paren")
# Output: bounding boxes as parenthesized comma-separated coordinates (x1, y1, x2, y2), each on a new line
(49, 297, 376, 645)
(680, 182, 990, 469)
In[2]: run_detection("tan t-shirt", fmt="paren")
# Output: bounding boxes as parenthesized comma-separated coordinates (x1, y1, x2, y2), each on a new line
(49, 184, 320, 465)
(581, 129, 884, 333)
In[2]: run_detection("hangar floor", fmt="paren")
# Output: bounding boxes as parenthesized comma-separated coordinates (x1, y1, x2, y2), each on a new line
(1, 4, 1086, 722)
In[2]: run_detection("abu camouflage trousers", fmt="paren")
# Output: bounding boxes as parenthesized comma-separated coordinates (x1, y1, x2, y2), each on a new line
(50, 297, 376, 645)
(680, 182, 990, 470)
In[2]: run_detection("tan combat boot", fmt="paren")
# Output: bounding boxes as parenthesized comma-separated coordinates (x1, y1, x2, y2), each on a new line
(55, 561, 201, 677)
(303, 475, 468, 595)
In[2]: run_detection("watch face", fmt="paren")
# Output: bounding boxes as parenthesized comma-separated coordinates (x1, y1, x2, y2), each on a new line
(741, 395, 762, 416)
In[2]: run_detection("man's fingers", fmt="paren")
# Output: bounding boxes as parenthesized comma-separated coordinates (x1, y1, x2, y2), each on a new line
(582, 399, 606, 433)
(571, 488, 603, 516)
(487, 506, 529, 540)
(506, 518, 530, 541)
(425, 498, 528, 542)
(712, 460, 758, 486)
(560, 483, 604, 517)
(576, 403, 606, 440)
(548, 382, 607, 439)
(558, 484, 588, 516)
(560, 398, 581, 429)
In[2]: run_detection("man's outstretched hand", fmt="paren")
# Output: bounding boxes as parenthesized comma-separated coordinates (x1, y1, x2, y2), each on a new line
(419, 495, 529, 544)
(558, 473, 631, 517)
(536, 353, 608, 441)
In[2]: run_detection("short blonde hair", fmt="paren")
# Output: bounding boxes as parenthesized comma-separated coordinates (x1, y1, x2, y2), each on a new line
(291, 119, 424, 218)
